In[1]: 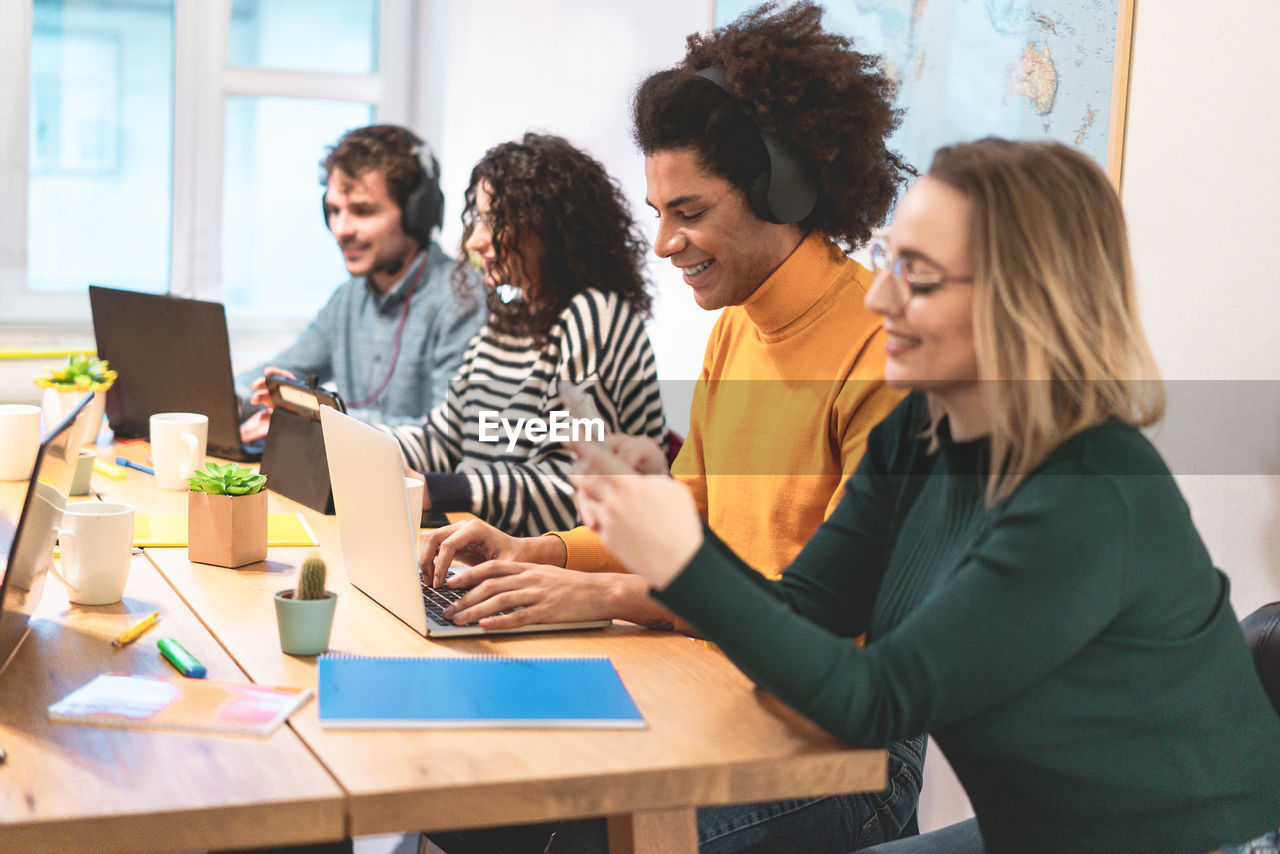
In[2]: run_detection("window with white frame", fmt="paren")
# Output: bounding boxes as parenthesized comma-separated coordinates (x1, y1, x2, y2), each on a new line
(0, 0, 412, 328)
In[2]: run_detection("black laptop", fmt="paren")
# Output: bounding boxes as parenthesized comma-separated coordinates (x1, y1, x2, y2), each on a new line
(0, 393, 93, 676)
(88, 285, 263, 461)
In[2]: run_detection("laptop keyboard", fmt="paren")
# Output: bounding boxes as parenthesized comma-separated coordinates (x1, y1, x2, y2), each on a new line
(419, 577, 513, 627)
(419, 578, 472, 625)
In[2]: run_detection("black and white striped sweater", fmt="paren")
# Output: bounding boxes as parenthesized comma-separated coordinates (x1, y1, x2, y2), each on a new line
(386, 289, 666, 536)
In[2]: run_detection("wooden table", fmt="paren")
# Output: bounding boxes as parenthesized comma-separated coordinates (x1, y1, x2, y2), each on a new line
(0, 486, 344, 854)
(8, 447, 886, 853)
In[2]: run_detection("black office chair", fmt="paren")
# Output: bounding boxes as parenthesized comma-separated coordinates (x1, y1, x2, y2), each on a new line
(1241, 600, 1280, 716)
(665, 428, 684, 468)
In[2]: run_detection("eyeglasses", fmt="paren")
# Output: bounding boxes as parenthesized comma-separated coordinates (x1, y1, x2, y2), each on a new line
(869, 236, 974, 302)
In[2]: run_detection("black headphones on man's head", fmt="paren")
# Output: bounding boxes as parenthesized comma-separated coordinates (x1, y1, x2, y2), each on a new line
(697, 67, 818, 225)
(322, 143, 444, 246)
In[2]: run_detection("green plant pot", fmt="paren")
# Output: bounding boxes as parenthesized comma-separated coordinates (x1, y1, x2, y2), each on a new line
(274, 589, 337, 656)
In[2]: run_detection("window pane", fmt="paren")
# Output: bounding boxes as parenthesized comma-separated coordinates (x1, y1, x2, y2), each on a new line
(29, 0, 174, 295)
(228, 0, 378, 74)
(222, 96, 373, 318)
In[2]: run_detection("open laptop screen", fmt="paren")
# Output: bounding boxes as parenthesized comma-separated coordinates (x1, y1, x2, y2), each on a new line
(88, 284, 258, 461)
(0, 393, 92, 676)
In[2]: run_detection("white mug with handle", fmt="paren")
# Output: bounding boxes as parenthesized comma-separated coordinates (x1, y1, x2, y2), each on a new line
(0, 404, 42, 481)
(150, 412, 208, 490)
(50, 502, 135, 605)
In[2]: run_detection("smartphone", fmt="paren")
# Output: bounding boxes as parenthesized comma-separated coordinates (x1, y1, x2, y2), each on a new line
(266, 375, 345, 420)
(557, 379, 608, 452)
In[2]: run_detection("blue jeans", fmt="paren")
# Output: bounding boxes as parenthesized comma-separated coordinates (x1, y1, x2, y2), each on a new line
(857, 820, 1280, 854)
(429, 734, 926, 854)
(858, 818, 985, 854)
(1220, 828, 1280, 854)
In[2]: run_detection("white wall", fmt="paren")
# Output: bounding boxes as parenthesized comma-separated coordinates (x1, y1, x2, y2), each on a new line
(1124, 0, 1280, 615)
(422, 0, 718, 434)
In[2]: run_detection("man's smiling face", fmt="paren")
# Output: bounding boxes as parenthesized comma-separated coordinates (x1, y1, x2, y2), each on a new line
(644, 148, 799, 310)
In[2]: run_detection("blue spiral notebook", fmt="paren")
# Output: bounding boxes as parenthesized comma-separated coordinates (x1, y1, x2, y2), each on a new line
(317, 655, 646, 729)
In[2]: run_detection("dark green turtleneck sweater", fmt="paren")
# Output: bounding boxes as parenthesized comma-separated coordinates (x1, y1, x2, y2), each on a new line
(657, 393, 1280, 854)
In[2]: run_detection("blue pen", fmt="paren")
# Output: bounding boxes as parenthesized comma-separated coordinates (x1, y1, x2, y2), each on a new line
(114, 456, 155, 476)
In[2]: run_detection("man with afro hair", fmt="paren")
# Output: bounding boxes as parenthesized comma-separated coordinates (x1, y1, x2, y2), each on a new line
(423, 5, 926, 851)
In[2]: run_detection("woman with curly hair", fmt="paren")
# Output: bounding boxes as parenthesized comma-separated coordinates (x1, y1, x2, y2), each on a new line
(383, 133, 665, 537)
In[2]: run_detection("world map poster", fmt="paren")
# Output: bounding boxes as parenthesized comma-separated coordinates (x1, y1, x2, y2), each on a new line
(713, 1, 1132, 181)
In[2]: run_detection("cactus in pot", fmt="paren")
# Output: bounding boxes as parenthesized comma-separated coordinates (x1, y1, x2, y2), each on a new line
(295, 555, 327, 600)
(274, 554, 337, 656)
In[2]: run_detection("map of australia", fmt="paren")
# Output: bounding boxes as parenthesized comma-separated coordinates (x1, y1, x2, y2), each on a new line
(1007, 41, 1058, 115)
(715, 0, 1122, 177)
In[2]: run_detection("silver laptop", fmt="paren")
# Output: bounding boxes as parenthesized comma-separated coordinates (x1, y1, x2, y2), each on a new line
(319, 406, 610, 637)
(0, 392, 94, 676)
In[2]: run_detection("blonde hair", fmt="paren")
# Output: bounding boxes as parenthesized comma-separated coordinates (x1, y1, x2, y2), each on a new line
(927, 138, 1165, 504)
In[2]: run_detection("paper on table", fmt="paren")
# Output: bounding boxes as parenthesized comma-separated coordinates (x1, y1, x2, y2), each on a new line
(48, 673, 312, 737)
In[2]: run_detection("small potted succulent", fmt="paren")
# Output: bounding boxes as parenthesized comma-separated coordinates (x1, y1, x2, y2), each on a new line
(274, 555, 337, 655)
(35, 353, 115, 441)
(186, 462, 268, 567)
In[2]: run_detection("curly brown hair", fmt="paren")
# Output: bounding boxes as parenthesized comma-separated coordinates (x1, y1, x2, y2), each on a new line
(632, 1, 912, 250)
(453, 133, 653, 340)
(320, 124, 440, 234)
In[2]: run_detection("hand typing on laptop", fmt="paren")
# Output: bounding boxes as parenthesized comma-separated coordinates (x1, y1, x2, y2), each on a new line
(416, 434, 667, 586)
(418, 519, 566, 589)
(437, 561, 631, 630)
(322, 406, 611, 637)
(414, 435, 686, 632)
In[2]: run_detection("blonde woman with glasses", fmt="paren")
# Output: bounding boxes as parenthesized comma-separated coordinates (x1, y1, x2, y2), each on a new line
(570, 138, 1280, 854)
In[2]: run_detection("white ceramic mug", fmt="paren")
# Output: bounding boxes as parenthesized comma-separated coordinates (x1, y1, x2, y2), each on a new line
(50, 502, 135, 605)
(150, 412, 208, 490)
(0, 404, 42, 481)
(405, 476, 425, 558)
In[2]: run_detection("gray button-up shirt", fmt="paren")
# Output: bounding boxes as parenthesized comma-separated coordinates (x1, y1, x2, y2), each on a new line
(239, 242, 486, 426)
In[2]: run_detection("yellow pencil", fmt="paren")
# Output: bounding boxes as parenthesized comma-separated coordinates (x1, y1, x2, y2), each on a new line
(112, 611, 161, 648)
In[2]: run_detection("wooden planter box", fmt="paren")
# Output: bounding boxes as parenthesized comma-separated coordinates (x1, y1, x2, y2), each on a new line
(188, 490, 267, 568)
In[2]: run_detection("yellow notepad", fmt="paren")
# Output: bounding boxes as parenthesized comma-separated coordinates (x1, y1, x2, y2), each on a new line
(133, 512, 317, 548)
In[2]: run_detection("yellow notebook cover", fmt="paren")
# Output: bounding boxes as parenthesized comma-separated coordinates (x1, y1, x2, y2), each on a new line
(133, 512, 317, 548)
(48, 673, 312, 737)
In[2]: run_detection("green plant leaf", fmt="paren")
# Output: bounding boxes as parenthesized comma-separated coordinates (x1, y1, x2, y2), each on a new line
(36, 353, 117, 390)
(184, 461, 265, 495)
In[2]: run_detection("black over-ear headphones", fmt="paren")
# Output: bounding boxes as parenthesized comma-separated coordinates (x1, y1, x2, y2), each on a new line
(322, 144, 445, 246)
(697, 67, 818, 225)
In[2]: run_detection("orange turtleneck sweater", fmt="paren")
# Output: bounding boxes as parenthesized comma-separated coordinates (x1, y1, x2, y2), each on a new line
(555, 231, 904, 578)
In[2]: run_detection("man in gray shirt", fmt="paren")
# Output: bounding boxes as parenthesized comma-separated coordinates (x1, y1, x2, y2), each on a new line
(239, 125, 485, 441)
